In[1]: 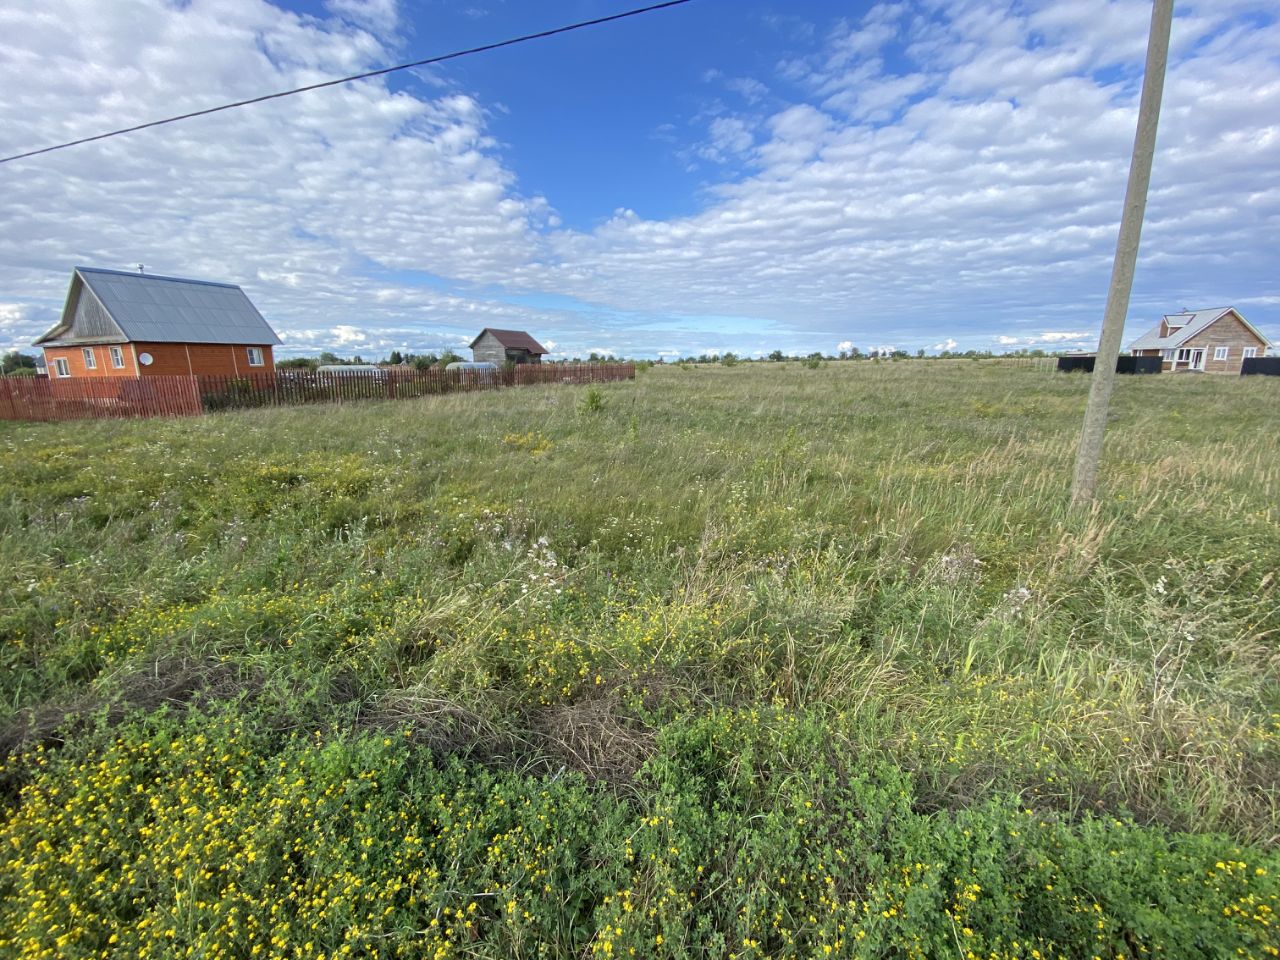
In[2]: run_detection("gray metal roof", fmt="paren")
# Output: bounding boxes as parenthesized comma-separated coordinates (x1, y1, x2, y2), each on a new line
(37, 267, 281, 346)
(1128, 306, 1270, 351)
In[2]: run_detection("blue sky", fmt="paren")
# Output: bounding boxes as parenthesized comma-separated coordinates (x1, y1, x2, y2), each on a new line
(1, 0, 1277, 359)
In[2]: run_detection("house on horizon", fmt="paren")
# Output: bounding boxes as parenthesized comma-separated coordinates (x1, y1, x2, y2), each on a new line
(1128, 306, 1271, 374)
(34, 267, 282, 378)
(469, 328, 547, 366)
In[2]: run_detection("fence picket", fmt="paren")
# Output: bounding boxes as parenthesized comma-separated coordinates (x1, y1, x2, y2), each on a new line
(0, 363, 635, 423)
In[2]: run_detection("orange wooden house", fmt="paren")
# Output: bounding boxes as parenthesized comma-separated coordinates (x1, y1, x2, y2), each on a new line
(35, 267, 281, 379)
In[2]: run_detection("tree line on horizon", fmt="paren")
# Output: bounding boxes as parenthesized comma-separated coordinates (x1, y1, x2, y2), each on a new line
(0, 345, 1077, 377)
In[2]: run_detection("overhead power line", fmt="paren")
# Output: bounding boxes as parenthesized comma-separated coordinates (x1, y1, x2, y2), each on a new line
(0, 0, 696, 166)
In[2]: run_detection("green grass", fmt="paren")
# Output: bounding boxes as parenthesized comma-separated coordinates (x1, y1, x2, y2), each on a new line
(1, 360, 1278, 959)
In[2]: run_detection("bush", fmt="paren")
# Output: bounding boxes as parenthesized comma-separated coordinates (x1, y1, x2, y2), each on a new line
(201, 379, 270, 412)
(579, 386, 607, 413)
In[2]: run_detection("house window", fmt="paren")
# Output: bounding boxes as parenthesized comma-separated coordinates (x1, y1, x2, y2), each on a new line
(1175, 348, 1194, 362)
(1214, 347, 1229, 361)
(1243, 347, 1257, 359)
(82, 347, 97, 370)
(246, 346, 265, 367)
(54, 357, 71, 378)
(110, 346, 125, 369)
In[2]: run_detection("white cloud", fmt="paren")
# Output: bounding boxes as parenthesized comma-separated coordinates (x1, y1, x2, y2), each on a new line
(325, 0, 399, 36)
(932, 337, 958, 351)
(996, 331, 1092, 347)
(698, 116, 756, 163)
(0, 0, 565, 356)
(836, 340, 854, 352)
(1, 0, 1277, 360)
(530, 0, 1280, 349)
(726, 77, 769, 103)
(0, 304, 27, 330)
(331, 325, 368, 345)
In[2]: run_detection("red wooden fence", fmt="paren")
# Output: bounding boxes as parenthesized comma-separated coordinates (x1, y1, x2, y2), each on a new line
(0, 363, 635, 423)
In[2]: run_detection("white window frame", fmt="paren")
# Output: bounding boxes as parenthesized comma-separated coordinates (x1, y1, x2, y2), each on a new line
(1174, 347, 1206, 371)
(1243, 347, 1257, 360)
(82, 347, 97, 370)
(110, 345, 125, 369)
(53, 357, 71, 378)
(246, 346, 265, 367)
(1213, 346, 1229, 362)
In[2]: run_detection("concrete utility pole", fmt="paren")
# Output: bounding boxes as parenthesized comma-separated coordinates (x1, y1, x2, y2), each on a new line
(1071, 0, 1175, 507)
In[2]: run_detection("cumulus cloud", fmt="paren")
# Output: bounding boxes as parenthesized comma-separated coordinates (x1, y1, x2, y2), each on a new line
(932, 337, 959, 351)
(0, 304, 27, 330)
(836, 340, 854, 352)
(726, 77, 769, 104)
(1, 0, 1277, 359)
(325, 0, 399, 36)
(530, 0, 1279, 349)
(0, 0, 551, 356)
(996, 331, 1092, 347)
(697, 116, 756, 163)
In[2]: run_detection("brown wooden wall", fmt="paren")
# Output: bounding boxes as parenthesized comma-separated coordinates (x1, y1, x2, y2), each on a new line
(1182, 312, 1266, 374)
(44, 343, 274, 378)
(42, 344, 137, 378)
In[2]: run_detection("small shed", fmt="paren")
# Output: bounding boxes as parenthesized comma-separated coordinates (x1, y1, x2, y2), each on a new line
(469, 328, 547, 366)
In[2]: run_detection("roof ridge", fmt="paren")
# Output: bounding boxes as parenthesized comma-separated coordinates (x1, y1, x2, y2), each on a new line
(76, 265, 241, 289)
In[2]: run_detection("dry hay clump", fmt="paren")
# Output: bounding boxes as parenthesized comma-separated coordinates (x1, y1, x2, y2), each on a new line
(363, 685, 656, 789)
(0, 655, 255, 801)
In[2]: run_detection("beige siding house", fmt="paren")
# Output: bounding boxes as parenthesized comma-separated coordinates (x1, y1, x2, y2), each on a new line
(1129, 307, 1271, 374)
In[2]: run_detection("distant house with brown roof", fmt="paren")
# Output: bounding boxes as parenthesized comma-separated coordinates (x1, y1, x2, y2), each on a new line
(469, 328, 547, 366)
(1128, 307, 1271, 374)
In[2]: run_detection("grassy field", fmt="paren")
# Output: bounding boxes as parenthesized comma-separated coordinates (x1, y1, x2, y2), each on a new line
(1, 360, 1278, 959)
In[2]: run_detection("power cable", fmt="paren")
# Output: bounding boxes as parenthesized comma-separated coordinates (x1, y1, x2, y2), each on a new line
(0, 0, 696, 165)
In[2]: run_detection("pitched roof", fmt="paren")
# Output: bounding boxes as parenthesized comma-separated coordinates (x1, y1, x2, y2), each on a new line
(35, 267, 282, 347)
(469, 328, 547, 354)
(1127, 306, 1271, 351)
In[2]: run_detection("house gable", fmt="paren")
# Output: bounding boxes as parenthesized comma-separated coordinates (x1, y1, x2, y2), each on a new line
(1185, 309, 1267, 347)
(1129, 306, 1272, 355)
(468, 328, 547, 355)
(469, 328, 547, 365)
(35, 273, 128, 346)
